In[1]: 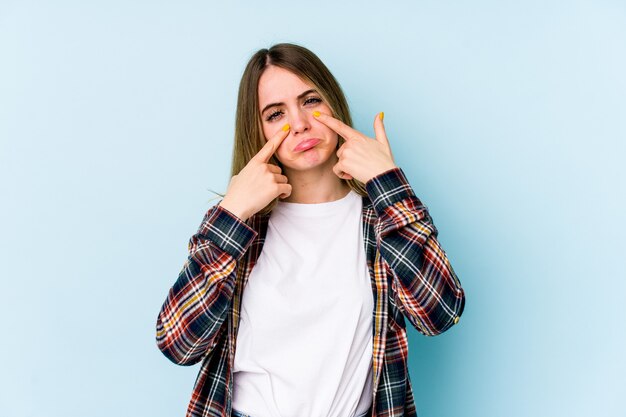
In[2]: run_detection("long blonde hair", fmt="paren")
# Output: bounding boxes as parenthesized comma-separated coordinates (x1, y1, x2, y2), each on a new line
(230, 43, 367, 216)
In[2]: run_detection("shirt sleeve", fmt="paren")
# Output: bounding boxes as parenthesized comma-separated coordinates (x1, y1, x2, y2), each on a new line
(155, 204, 257, 365)
(365, 167, 466, 336)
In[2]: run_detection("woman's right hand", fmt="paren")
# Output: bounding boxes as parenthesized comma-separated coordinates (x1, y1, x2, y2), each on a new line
(218, 124, 292, 221)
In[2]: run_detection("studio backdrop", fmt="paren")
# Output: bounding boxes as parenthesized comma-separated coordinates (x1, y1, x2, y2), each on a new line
(0, 1, 624, 416)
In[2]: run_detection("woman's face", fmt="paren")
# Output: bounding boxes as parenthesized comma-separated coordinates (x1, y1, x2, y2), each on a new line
(257, 65, 339, 173)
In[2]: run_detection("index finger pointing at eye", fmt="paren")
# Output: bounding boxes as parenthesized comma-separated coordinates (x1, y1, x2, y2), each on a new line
(254, 123, 290, 163)
(313, 111, 358, 141)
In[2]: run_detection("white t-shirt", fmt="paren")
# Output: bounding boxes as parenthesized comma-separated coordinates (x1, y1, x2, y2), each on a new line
(232, 189, 374, 417)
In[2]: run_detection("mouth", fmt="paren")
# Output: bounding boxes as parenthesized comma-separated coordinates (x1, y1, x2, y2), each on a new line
(293, 138, 321, 153)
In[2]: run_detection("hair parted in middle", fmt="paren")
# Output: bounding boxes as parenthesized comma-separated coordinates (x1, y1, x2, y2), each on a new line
(230, 42, 367, 216)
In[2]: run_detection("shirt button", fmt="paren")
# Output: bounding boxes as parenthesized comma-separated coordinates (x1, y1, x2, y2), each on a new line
(453, 316, 460, 325)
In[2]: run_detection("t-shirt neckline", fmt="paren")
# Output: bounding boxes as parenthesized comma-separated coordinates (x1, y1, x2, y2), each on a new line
(273, 189, 360, 216)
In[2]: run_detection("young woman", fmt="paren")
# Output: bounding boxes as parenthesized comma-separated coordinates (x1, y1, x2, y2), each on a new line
(156, 43, 466, 417)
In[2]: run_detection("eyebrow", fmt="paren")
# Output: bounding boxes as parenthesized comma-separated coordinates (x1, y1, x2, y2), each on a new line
(260, 89, 318, 116)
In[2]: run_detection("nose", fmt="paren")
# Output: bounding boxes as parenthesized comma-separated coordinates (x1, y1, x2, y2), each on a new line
(289, 108, 311, 135)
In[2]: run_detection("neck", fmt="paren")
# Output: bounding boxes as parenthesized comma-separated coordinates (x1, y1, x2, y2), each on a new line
(281, 161, 351, 204)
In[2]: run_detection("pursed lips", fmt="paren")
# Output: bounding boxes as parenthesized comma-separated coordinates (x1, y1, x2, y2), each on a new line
(293, 138, 321, 153)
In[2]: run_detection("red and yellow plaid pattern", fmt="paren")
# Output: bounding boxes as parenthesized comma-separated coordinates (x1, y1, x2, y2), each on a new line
(156, 167, 465, 417)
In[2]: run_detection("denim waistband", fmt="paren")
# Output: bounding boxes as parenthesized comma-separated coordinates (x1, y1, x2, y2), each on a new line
(232, 405, 372, 417)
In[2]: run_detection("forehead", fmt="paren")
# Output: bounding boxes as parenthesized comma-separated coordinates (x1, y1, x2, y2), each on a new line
(258, 66, 314, 108)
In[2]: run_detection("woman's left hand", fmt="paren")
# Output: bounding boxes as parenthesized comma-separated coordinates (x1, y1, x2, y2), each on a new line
(313, 111, 397, 183)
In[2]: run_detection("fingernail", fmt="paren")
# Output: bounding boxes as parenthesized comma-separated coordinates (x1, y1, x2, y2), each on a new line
(380, 111, 384, 121)
(282, 123, 290, 131)
(313, 111, 321, 118)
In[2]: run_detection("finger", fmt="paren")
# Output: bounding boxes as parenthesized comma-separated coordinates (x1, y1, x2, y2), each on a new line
(313, 111, 360, 141)
(332, 161, 353, 180)
(267, 164, 282, 174)
(373, 111, 395, 162)
(336, 143, 345, 159)
(274, 174, 289, 183)
(373, 112, 389, 146)
(278, 183, 292, 199)
(254, 124, 290, 163)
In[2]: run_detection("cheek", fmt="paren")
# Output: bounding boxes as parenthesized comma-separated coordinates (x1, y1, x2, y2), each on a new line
(261, 124, 273, 141)
(273, 142, 288, 160)
(325, 128, 339, 145)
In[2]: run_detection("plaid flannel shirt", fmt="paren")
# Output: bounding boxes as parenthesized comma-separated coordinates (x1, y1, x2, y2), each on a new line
(156, 167, 465, 417)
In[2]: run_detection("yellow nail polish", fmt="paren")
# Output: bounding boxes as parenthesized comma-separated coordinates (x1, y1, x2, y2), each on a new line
(282, 123, 290, 131)
(313, 111, 321, 117)
(380, 111, 384, 121)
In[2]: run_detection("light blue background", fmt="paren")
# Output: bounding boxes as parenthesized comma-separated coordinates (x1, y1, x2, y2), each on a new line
(1, 1, 624, 416)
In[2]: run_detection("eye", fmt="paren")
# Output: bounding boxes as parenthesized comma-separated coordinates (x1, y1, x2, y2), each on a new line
(266, 110, 283, 122)
(304, 97, 322, 106)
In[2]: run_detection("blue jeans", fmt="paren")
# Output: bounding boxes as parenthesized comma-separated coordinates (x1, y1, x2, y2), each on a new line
(232, 405, 372, 417)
